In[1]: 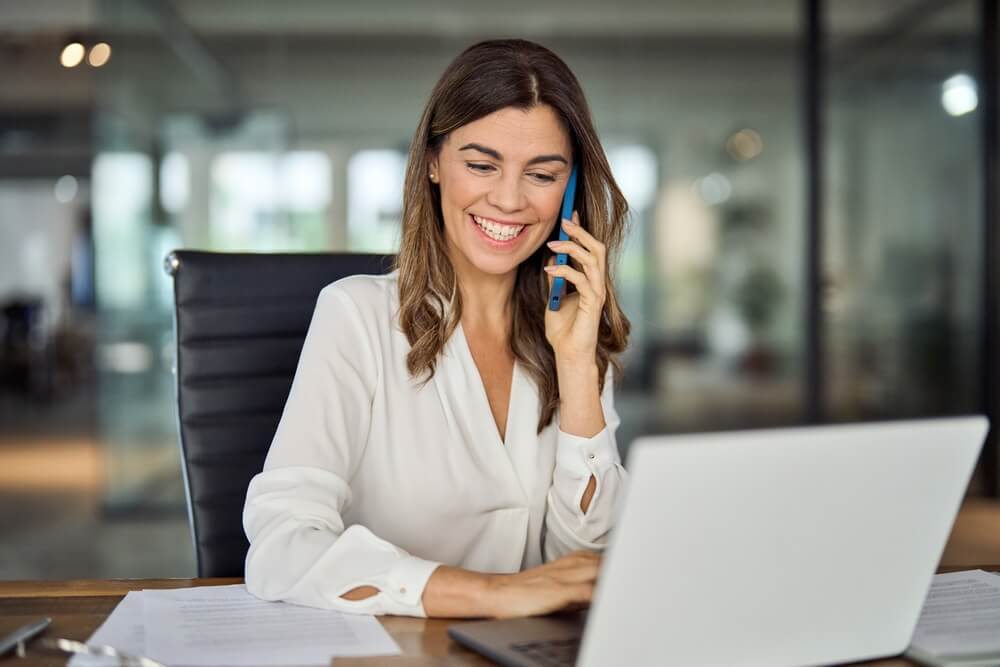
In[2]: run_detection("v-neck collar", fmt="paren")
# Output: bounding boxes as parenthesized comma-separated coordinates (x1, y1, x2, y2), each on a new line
(455, 320, 517, 449)
(432, 319, 531, 505)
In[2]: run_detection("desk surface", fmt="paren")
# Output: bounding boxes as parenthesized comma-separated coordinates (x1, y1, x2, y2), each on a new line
(2, 570, 998, 667)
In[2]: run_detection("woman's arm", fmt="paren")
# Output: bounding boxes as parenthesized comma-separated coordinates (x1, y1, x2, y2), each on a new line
(244, 467, 440, 616)
(541, 211, 629, 560)
(556, 360, 604, 512)
(541, 363, 627, 561)
(243, 283, 440, 617)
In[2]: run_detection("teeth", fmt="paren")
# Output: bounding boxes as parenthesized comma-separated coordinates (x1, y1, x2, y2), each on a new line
(473, 215, 524, 241)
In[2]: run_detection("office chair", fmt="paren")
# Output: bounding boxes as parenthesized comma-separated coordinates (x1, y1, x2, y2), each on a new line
(165, 250, 395, 578)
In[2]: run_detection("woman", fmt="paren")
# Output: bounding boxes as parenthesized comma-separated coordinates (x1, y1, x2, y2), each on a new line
(243, 38, 631, 619)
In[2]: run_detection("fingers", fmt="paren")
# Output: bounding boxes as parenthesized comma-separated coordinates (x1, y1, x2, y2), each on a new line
(546, 582, 595, 613)
(546, 241, 605, 300)
(548, 549, 601, 566)
(546, 240, 598, 275)
(555, 561, 601, 584)
(559, 211, 607, 265)
(493, 552, 602, 618)
(568, 582, 595, 605)
(546, 211, 607, 304)
(545, 550, 602, 583)
(544, 263, 600, 308)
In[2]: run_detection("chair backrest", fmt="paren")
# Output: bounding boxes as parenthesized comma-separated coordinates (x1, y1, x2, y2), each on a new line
(166, 250, 395, 577)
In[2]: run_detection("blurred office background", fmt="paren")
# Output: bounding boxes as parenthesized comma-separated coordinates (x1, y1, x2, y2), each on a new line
(1, 0, 998, 579)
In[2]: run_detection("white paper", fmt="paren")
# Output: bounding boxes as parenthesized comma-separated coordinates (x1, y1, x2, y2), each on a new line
(909, 570, 1000, 657)
(141, 584, 400, 666)
(69, 591, 147, 667)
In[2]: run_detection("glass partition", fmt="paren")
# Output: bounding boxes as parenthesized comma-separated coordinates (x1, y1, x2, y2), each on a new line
(824, 0, 982, 423)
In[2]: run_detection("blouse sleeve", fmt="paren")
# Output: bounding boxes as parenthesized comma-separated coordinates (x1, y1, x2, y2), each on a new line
(242, 284, 441, 617)
(542, 364, 628, 562)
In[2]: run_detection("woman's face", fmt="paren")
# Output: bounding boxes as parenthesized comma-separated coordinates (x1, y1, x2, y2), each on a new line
(429, 104, 573, 277)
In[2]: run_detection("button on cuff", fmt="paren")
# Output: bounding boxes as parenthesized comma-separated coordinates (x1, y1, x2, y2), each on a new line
(382, 555, 442, 617)
(556, 425, 618, 478)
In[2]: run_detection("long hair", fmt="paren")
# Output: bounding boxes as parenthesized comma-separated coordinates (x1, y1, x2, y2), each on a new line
(395, 38, 631, 434)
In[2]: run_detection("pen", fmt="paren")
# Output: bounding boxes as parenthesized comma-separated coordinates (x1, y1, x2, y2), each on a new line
(0, 617, 51, 656)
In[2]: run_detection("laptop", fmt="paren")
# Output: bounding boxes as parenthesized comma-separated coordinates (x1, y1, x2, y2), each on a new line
(449, 416, 989, 667)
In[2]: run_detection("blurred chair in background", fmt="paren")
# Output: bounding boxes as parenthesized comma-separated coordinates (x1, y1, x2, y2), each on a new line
(166, 250, 394, 577)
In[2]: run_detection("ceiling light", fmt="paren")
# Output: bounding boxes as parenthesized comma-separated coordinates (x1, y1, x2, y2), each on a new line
(942, 73, 977, 117)
(88, 42, 111, 67)
(60, 42, 85, 68)
(726, 129, 764, 161)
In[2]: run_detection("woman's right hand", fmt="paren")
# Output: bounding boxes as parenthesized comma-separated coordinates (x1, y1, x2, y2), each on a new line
(420, 550, 603, 619)
(485, 550, 602, 619)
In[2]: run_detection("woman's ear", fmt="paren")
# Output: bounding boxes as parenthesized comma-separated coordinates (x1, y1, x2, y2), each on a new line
(428, 156, 440, 182)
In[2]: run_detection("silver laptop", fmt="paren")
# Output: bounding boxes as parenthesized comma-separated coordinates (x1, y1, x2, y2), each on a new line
(449, 416, 988, 667)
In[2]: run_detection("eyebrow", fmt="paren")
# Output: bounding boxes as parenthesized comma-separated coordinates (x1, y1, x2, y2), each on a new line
(458, 142, 568, 167)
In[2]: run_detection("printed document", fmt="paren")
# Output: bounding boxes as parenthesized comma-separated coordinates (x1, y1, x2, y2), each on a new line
(141, 584, 401, 666)
(906, 569, 1000, 666)
(69, 584, 400, 666)
(68, 590, 145, 667)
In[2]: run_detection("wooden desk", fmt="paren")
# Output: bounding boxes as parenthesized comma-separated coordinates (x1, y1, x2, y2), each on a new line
(2, 570, 998, 667)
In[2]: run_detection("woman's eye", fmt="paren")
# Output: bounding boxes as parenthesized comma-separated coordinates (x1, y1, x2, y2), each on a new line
(466, 163, 554, 183)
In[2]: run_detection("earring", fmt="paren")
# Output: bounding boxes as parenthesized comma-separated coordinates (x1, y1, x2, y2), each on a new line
(429, 173, 437, 182)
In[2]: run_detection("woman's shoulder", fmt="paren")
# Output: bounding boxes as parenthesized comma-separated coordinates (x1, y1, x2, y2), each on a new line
(316, 268, 399, 324)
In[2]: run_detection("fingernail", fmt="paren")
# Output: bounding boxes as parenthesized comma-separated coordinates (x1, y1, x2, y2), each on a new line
(563, 218, 575, 227)
(543, 266, 555, 272)
(546, 241, 559, 248)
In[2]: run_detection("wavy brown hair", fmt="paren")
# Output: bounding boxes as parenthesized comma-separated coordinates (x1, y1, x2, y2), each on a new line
(395, 38, 631, 434)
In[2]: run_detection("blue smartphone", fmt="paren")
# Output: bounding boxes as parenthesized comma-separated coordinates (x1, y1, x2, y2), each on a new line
(547, 164, 579, 311)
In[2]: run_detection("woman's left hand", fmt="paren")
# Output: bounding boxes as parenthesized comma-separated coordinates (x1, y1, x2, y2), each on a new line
(544, 210, 607, 364)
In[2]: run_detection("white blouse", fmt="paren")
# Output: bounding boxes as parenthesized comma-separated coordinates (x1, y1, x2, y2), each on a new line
(242, 269, 626, 617)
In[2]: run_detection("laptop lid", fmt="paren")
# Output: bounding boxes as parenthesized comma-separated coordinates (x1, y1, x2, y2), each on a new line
(577, 416, 988, 667)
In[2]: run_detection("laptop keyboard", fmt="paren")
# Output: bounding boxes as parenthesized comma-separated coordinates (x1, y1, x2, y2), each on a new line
(509, 637, 580, 667)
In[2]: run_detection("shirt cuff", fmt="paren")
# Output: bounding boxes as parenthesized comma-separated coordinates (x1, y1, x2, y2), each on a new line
(556, 424, 620, 480)
(376, 555, 442, 617)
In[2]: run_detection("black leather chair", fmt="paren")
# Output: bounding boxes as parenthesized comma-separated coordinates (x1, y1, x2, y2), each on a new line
(165, 250, 395, 577)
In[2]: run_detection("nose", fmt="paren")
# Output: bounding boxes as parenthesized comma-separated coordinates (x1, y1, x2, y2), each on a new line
(485, 171, 527, 213)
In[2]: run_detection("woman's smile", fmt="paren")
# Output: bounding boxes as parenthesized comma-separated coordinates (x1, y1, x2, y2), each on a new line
(468, 213, 532, 249)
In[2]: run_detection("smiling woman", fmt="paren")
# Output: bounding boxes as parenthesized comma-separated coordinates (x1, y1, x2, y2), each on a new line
(401, 41, 631, 434)
(243, 38, 633, 621)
